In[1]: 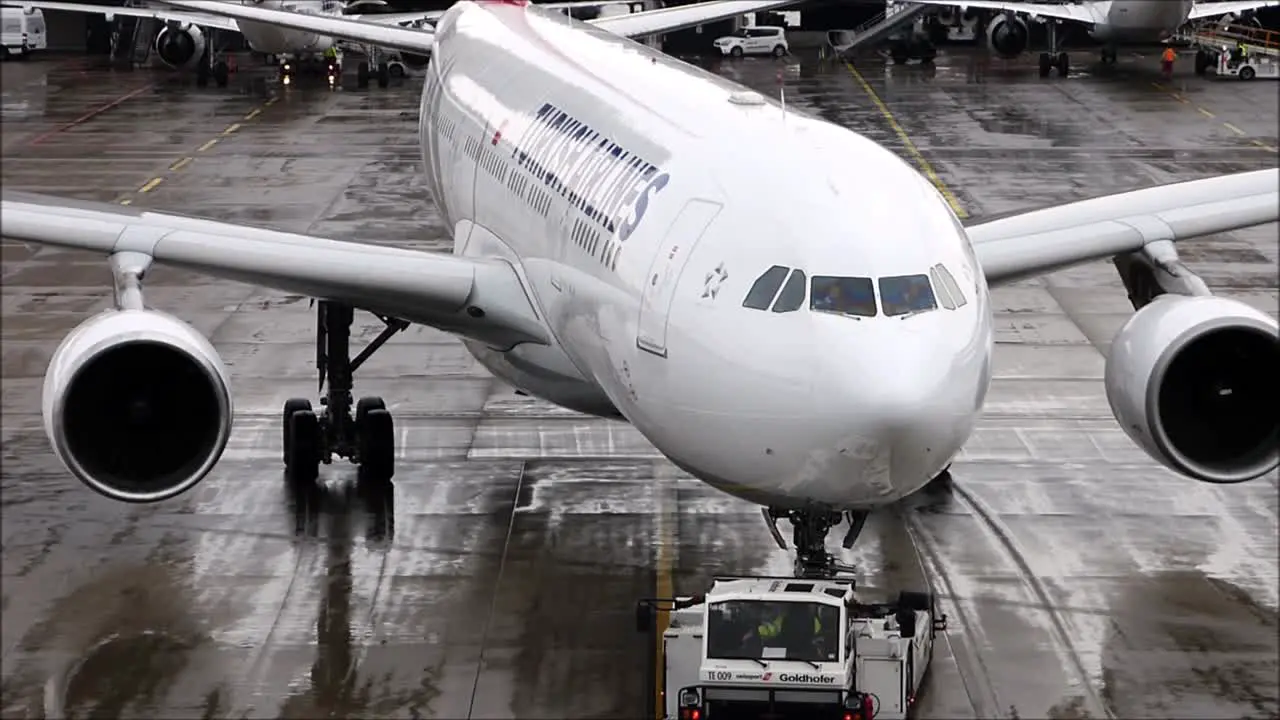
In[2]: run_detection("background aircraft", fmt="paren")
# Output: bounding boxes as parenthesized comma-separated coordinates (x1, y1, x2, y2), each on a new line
(4, 0, 625, 87)
(913, 0, 1280, 76)
(2, 0, 1277, 577)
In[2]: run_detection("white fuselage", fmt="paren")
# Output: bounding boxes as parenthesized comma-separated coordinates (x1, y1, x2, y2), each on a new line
(235, 0, 336, 55)
(419, 1, 994, 511)
(1089, 0, 1197, 42)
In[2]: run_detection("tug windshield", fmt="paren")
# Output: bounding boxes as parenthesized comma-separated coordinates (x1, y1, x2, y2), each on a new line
(706, 600, 841, 664)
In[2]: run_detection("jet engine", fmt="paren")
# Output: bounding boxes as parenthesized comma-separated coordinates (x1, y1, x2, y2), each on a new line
(986, 13, 1029, 58)
(1105, 295, 1279, 484)
(154, 24, 206, 69)
(42, 309, 233, 503)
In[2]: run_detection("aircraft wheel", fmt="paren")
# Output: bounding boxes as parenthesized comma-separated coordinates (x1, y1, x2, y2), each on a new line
(355, 396, 386, 460)
(1055, 52, 1069, 77)
(376, 61, 389, 88)
(730, 46, 743, 57)
(213, 60, 229, 88)
(358, 407, 395, 483)
(196, 62, 210, 87)
(1194, 50, 1209, 75)
(282, 398, 313, 464)
(285, 408, 321, 487)
(1038, 52, 1051, 78)
(356, 60, 370, 89)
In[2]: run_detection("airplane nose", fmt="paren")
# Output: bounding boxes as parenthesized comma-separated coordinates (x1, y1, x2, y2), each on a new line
(800, 316, 964, 500)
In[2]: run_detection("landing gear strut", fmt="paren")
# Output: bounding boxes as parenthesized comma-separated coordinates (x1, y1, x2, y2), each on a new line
(282, 301, 408, 491)
(1038, 20, 1069, 78)
(195, 29, 231, 88)
(763, 507, 868, 578)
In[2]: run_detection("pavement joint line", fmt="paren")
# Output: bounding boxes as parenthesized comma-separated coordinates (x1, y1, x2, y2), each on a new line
(1222, 122, 1246, 136)
(842, 61, 968, 219)
(113, 96, 275, 204)
(1197, 106, 1215, 118)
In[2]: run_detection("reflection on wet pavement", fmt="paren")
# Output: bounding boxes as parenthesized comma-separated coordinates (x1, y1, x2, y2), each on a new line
(3, 45, 1278, 719)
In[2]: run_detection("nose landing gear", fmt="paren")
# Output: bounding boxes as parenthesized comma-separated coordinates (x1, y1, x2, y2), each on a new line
(763, 507, 869, 578)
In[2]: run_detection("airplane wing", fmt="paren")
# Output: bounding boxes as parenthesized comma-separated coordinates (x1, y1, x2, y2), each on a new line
(966, 169, 1280, 286)
(909, 0, 1103, 25)
(1, 1, 241, 32)
(155, 0, 807, 45)
(1189, 0, 1280, 21)
(0, 192, 550, 351)
(365, 1, 642, 27)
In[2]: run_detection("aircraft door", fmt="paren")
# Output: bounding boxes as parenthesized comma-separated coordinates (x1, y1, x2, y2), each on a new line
(636, 199, 722, 358)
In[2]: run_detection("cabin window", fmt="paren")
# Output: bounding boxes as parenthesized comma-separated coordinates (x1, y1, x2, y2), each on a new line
(771, 270, 807, 313)
(810, 276, 877, 317)
(743, 265, 790, 310)
(878, 274, 937, 317)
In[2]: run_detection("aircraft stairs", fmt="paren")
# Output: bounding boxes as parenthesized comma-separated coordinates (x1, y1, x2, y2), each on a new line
(833, 1, 934, 56)
(109, 0, 156, 67)
(1178, 22, 1280, 58)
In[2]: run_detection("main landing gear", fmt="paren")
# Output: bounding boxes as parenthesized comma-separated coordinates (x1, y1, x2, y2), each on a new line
(1038, 20, 1070, 78)
(196, 29, 231, 88)
(763, 507, 869, 578)
(282, 301, 409, 492)
(355, 47, 407, 89)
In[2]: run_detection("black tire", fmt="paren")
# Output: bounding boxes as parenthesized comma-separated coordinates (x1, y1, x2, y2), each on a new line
(355, 395, 386, 459)
(772, 45, 786, 57)
(1056, 52, 1069, 77)
(730, 46, 743, 58)
(213, 61, 229, 88)
(359, 408, 395, 481)
(356, 60, 369, 89)
(376, 62, 389, 88)
(1240, 65, 1256, 80)
(196, 63, 210, 87)
(1038, 52, 1051, 78)
(285, 409, 321, 486)
(282, 398, 312, 464)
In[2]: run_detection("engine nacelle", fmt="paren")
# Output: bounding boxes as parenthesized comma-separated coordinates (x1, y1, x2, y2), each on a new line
(42, 309, 233, 503)
(986, 13, 1029, 58)
(154, 24, 205, 69)
(1105, 295, 1279, 484)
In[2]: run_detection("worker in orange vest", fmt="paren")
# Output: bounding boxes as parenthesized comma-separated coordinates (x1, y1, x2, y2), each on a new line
(1161, 45, 1176, 78)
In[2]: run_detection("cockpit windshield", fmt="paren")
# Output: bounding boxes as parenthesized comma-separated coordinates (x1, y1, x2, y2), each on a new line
(810, 276, 877, 318)
(706, 600, 841, 664)
(878, 274, 938, 317)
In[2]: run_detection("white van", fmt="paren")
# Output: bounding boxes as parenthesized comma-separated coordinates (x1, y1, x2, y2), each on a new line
(2, 6, 47, 60)
(713, 25, 790, 57)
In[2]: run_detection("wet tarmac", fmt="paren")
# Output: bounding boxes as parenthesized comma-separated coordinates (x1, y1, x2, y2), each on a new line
(3, 45, 1278, 720)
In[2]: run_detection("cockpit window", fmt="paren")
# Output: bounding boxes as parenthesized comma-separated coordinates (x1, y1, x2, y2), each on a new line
(810, 276, 877, 317)
(771, 270, 806, 313)
(933, 263, 967, 307)
(743, 265, 790, 310)
(878, 274, 938, 317)
(930, 265, 957, 310)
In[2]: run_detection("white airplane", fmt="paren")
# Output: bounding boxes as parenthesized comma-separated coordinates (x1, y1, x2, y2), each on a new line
(3, 0, 1278, 578)
(4, 0, 624, 88)
(913, 0, 1280, 76)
